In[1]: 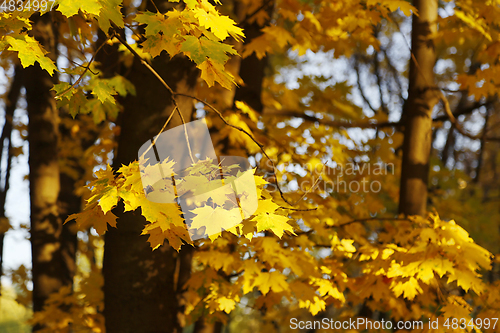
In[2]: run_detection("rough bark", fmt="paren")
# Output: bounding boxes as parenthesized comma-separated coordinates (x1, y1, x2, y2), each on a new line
(103, 50, 198, 333)
(398, 0, 439, 216)
(26, 13, 75, 324)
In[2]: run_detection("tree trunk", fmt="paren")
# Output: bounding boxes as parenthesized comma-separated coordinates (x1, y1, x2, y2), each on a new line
(398, 0, 439, 216)
(103, 50, 198, 333)
(26, 12, 75, 324)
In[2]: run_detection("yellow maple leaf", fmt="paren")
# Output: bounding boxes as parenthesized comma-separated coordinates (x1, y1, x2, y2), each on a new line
(418, 258, 454, 283)
(252, 212, 295, 238)
(253, 199, 280, 216)
(440, 296, 472, 321)
(255, 271, 288, 295)
(217, 296, 238, 313)
(65, 202, 117, 235)
(141, 201, 185, 230)
(198, 59, 235, 89)
(193, 7, 244, 41)
(391, 277, 422, 300)
(98, 186, 118, 214)
(190, 205, 242, 241)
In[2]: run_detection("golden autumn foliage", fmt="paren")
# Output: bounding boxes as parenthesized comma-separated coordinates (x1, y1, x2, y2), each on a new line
(1, 0, 500, 332)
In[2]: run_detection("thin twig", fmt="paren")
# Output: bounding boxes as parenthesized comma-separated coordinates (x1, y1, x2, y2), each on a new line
(116, 25, 318, 208)
(139, 106, 177, 160)
(336, 217, 410, 228)
(354, 55, 378, 113)
(149, 0, 159, 12)
(286, 164, 325, 207)
(113, 29, 195, 163)
(55, 33, 113, 98)
(296, 217, 412, 236)
(173, 93, 297, 206)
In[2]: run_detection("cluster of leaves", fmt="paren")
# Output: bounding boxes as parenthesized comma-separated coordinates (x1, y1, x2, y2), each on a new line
(135, 0, 244, 89)
(66, 158, 295, 250)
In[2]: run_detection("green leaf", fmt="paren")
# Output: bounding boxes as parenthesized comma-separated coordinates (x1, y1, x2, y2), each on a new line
(108, 75, 136, 96)
(69, 90, 87, 118)
(181, 36, 237, 65)
(97, 0, 124, 33)
(52, 82, 73, 99)
(136, 11, 181, 36)
(5, 35, 57, 75)
(91, 80, 116, 104)
(135, 12, 165, 35)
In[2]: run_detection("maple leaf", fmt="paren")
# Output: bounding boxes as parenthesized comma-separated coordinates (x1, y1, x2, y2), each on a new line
(98, 186, 119, 214)
(418, 258, 454, 283)
(193, 7, 244, 41)
(107, 75, 136, 97)
(141, 201, 185, 230)
(97, 0, 125, 33)
(290, 281, 326, 315)
(181, 36, 237, 65)
(91, 80, 117, 104)
(262, 25, 294, 48)
(68, 90, 87, 118)
(367, 0, 418, 17)
(217, 297, 237, 313)
(231, 169, 259, 218)
(5, 35, 57, 75)
(241, 34, 274, 59)
(198, 59, 235, 89)
(252, 212, 295, 238)
(56, 0, 101, 17)
(141, 225, 165, 250)
(65, 202, 117, 235)
(142, 223, 190, 250)
(135, 12, 166, 35)
(255, 271, 288, 295)
(391, 277, 422, 300)
(454, 10, 492, 41)
(190, 205, 242, 241)
(440, 296, 472, 320)
(253, 199, 279, 216)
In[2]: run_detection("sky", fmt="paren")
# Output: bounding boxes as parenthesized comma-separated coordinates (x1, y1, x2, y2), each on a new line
(0, 66, 31, 288)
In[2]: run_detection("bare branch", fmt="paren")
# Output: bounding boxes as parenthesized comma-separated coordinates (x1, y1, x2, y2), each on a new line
(114, 25, 315, 209)
(439, 95, 500, 142)
(354, 55, 377, 113)
(55, 33, 113, 98)
(263, 109, 400, 129)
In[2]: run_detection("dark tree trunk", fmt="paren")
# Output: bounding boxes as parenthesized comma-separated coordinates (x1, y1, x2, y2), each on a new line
(103, 49, 198, 332)
(26, 13, 75, 328)
(398, 0, 439, 216)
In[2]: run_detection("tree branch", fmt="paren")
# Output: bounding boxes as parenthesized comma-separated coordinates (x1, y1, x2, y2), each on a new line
(115, 25, 315, 209)
(262, 109, 400, 129)
(439, 94, 500, 142)
(354, 55, 377, 113)
(55, 33, 112, 98)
